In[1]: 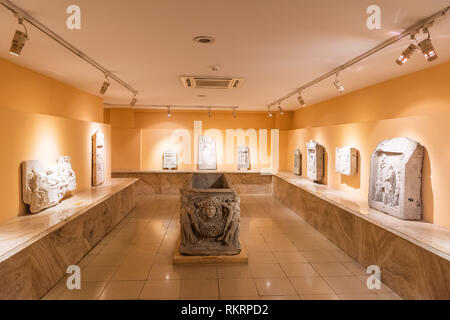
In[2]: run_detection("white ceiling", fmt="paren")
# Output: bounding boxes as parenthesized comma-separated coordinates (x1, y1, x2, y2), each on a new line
(0, 0, 449, 111)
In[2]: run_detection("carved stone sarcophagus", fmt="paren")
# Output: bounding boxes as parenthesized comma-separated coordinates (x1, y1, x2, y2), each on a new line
(180, 173, 241, 256)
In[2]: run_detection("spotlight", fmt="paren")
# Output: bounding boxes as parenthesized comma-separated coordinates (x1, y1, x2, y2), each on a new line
(208, 107, 211, 118)
(9, 16, 28, 56)
(167, 106, 171, 117)
(395, 44, 418, 66)
(418, 30, 438, 62)
(268, 106, 273, 117)
(130, 95, 137, 107)
(99, 75, 110, 94)
(297, 91, 306, 107)
(278, 104, 284, 115)
(232, 108, 237, 119)
(334, 72, 344, 94)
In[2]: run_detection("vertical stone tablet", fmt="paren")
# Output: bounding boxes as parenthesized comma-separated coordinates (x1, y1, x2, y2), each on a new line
(293, 149, 301, 175)
(335, 146, 358, 176)
(237, 146, 250, 171)
(306, 140, 324, 183)
(92, 130, 105, 186)
(198, 135, 217, 170)
(163, 151, 178, 170)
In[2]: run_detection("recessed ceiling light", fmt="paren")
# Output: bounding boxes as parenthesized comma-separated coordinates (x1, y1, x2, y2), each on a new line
(193, 36, 215, 44)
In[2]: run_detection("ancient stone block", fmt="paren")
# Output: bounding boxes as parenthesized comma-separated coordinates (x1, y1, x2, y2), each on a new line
(306, 140, 324, 183)
(163, 150, 178, 170)
(237, 146, 250, 171)
(293, 149, 301, 175)
(335, 146, 358, 176)
(198, 135, 217, 170)
(92, 130, 105, 186)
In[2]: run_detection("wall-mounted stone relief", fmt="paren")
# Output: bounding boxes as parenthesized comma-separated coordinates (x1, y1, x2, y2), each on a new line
(237, 146, 250, 171)
(306, 140, 324, 183)
(180, 173, 241, 255)
(369, 137, 424, 220)
(163, 150, 178, 170)
(22, 156, 77, 213)
(335, 146, 358, 176)
(198, 135, 217, 170)
(293, 149, 301, 175)
(92, 130, 105, 186)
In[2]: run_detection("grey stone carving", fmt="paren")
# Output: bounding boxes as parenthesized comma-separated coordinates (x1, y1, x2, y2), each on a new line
(198, 135, 217, 170)
(92, 130, 105, 186)
(369, 137, 424, 220)
(306, 140, 324, 182)
(335, 146, 358, 176)
(163, 150, 178, 170)
(293, 149, 301, 175)
(22, 156, 77, 213)
(180, 173, 241, 255)
(237, 146, 250, 171)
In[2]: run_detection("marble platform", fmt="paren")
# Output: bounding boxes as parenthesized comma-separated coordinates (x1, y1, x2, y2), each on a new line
(274, 171, 450, 300)
(112, 171, 272, 195)
(0, 178, 137, 300)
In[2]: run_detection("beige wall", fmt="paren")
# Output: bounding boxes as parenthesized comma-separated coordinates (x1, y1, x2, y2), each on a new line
(0, 58, 110, 223)
(286, 62, 450, 229)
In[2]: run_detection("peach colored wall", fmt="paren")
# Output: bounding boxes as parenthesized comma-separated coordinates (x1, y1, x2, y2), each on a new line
(0, 107, 111, 223)
(287, 62, 450, 229)
(0, 58, 103, 122)
(110, 109, 283, 172)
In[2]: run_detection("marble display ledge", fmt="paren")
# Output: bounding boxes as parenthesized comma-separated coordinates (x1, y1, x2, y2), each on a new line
(112, 170, 274, 174)
(0, 178, 138, 264)
(275, 171, 450, 261)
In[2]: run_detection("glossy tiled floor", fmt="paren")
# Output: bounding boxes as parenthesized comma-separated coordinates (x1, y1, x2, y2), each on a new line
(43, 195, 402, 300)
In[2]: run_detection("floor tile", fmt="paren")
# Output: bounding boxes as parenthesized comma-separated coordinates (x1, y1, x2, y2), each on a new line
(148, 264, 183, 280)
(58, 282, 107, 300)
(181, 279, 219, 298)
(217, 265, 252, 279)
(247, 251, 278, 264)
(311, 262, 353, 276)
(219, 279, 258, 297)
(88, 254, 125, 267)
(249, 263, 286, 278)
(111, 266, 151, 281)
(301, 294, 339, 300)
(99, 281, 144, 300)
(338, 293, 380, 300)
(274, 251, 307, 264)
(300, 251, 339, 262)
(254, 278, 297, 296)
(140, 280, 181, 299)
(81, 266, 117, 282)
(324, 276, 372, 294)
(280, 263, 318, 277)
(181, 265, 217, 279)
(260, 295, 300, 300)
(290, 277, 334, 295)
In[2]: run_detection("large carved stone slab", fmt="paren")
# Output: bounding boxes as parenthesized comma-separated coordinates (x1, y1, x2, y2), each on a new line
(92, 130, 105, 186)
(306, 140, 324, 183)
(22, 156, 77, 213)
(198, 136, 217, 170)
(369, 137, 424, 220)
(293, 149, 301, 175)
(335, 146, 358, 176)
(163, 150, 178, 170)
(180, 173, 241, 256)
(237, 146, 250, 171)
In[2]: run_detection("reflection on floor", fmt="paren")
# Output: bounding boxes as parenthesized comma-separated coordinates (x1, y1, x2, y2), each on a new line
(43, 195, 402, 300)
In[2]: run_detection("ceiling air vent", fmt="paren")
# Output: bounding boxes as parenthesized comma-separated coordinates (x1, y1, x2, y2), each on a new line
(180, 76, 244, 89)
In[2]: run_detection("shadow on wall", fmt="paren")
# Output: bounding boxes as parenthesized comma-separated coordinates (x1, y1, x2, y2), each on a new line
(341, 149, 361, 190)
(422, 146, 433, 224)
(322, 147, 328, 185)
(17, 164, 27, 217)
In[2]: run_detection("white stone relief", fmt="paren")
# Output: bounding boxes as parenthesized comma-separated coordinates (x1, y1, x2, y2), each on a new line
(22, 156, 77, 213)
(92, 130, 105, 186)
(237, 146, 250, 171)
(335, 146, 358, 176)
(306, 140, 324, 183)
(163, 150, 178, 170)
(198, 135, 217, 170)
(293, 149, 301, 175)
(368, 137, 424, 220)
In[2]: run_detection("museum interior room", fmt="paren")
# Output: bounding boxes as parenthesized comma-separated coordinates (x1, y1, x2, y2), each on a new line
(0, 0, 449, 303)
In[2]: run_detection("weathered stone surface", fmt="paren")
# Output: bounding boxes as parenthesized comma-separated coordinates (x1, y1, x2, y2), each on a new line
(335, 146, 358, 176)
(198, 136, 217, 170)
(162, 150, 178, 170)
(293, 149, 301, 175)
(237, 146, 250, 171)
(180, 173, 241, 256)
(369, 137, 424, 220)
(92, 130, 105, 186)
(22, 157, 77, 213)
(306, 140, 324, 183)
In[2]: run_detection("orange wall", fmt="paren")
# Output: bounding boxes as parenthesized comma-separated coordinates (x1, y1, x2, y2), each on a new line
(0, 59, 110, 223)
(287, 62, 450, 229)
(0, 58, 103, 122)
(108, 109, 284, 172)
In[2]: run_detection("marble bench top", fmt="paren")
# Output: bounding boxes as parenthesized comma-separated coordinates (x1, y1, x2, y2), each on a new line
(275, 171, 450, 261)
(0, 178, 138, 263)
(113, 170, 273, 174)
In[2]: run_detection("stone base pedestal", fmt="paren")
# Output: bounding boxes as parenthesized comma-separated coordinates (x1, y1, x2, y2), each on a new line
(173, 239, 248, 265)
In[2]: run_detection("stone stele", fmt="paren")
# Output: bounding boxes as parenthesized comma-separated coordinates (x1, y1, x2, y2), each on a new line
(163, 150, 178, 170)
(179, 173, 241, 256)
(198, 135, 217, 170)
(22, 156, 77, 213)
(92, 130, 105, 186)
(237, 146, 250, 171)
(306, 140, 324, 183)
(293, 149, 301, 175)
(368, 137, 424, 220)
(335, 146, 358, 176)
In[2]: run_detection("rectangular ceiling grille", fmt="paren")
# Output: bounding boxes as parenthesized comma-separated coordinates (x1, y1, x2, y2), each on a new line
(180, 76, 244, 89)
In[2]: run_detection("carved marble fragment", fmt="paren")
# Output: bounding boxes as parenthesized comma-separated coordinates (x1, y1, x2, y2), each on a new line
(92, 130, 105, 186)
(163, 150, 178, 170)
(198, 135, 217, 170)
(306, 140, 324, 183)
(22, 156, 77, 213)
(369, 137, 424, 220)
(180, 173, 241, 255)
(237, 146, 250, 171)
(335, 146, 358, 176)
(293, 149, 301, 175)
